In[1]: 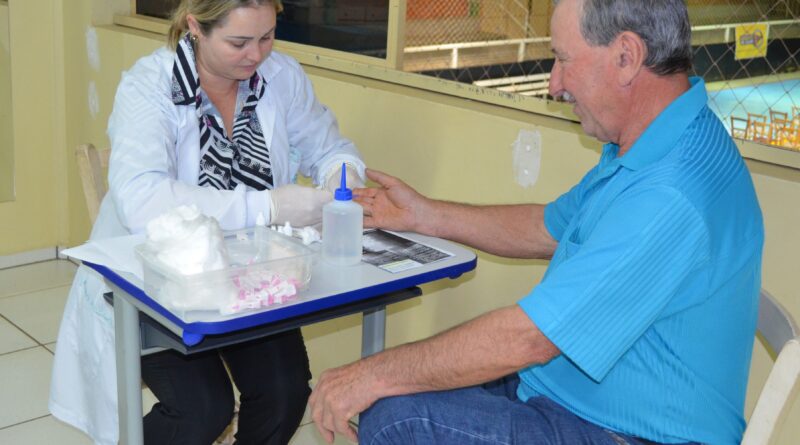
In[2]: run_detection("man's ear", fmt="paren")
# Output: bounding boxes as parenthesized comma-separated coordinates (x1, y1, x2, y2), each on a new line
(614, 31, 646, 86)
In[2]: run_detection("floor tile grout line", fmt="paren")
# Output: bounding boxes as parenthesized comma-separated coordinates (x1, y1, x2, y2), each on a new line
(0, 343, 43, 357)
(0, 256, 79, 272)
(0, 313, 47, 350)
(0, 259, 78, 300)
(0, 414, 51, 431)
(0, 281, 75, 301)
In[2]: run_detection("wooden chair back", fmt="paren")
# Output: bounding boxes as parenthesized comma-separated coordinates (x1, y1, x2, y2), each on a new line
(74, 143, 110, 224)
(749, 121, 772, 144)
(731, 116, 749, 140)
(769, 109, 789, 123)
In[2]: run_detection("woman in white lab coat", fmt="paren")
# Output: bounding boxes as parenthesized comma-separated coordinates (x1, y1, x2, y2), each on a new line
(49, 0, 365, 443)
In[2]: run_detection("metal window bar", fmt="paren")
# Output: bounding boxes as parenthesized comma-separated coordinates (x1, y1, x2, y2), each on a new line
(405, 19, 799, 70)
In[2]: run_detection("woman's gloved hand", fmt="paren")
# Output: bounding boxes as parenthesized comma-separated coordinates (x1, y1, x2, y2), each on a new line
(270, 184, 332, 227)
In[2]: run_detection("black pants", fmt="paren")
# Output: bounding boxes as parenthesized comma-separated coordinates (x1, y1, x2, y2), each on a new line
(141, 328, 311, 445)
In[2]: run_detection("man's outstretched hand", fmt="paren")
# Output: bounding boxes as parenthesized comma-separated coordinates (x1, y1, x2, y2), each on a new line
(353, 168, 434, 235)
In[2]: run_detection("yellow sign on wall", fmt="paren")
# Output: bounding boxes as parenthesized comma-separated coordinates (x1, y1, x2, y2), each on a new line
(735, 23, 769, 60)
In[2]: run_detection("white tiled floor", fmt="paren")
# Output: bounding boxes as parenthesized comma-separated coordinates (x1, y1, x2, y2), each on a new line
(0, 259, 343, 445)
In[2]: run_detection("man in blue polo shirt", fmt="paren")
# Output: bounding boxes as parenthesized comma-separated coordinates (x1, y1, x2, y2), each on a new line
(308, 0, 764, 443)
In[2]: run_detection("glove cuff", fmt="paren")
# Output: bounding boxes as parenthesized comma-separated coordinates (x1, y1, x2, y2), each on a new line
(324, 163, 364, 193)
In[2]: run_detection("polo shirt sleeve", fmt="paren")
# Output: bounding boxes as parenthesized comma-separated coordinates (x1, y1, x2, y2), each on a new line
(544, 167, 598, 241)
(518, 186, 710, 382)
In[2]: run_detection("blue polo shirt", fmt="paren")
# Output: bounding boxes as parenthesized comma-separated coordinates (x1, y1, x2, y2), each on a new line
(517, 78, 764, 444)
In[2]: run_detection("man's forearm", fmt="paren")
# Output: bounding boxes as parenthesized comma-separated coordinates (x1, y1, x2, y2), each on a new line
(309, 297, 560, 442)
(362, 305, 560, 399)
(420, 201, 557, 259)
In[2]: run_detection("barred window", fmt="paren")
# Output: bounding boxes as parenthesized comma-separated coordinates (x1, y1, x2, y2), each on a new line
(129, 1, 800, 153)
(134, 0, 389, 58)
(404, 0, 800, 153)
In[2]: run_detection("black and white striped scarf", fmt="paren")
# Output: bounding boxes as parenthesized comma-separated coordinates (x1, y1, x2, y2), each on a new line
(171, 34, 273, 191)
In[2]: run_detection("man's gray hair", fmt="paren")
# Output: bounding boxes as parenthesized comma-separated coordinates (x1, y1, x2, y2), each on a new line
(554, 0, 692, 75)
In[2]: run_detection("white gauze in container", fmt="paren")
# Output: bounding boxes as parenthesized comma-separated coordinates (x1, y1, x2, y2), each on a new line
(145, 205, 235, 311)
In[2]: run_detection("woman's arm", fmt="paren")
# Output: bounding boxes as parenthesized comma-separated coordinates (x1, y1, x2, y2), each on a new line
(107, 51, 271, 233)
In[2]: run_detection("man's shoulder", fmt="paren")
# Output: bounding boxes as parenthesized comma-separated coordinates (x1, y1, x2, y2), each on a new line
(618, 109, 747, 211)
(652, 106, 758, 216)
(654, 107, 742, 176)
(678, 106, 744, 174)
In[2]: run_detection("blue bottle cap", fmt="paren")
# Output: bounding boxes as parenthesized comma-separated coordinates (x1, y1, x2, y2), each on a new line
(334, 163, 352, 201)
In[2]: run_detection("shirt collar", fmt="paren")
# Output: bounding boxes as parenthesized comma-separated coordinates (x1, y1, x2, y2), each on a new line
(615, 76, 707, 171)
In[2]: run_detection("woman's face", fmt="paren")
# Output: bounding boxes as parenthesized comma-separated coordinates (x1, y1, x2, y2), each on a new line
(190, 4, 276, 83)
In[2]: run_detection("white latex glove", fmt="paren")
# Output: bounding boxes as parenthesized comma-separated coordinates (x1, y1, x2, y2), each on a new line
(270, 184, 333, 227)
(324, 163, 365, 193)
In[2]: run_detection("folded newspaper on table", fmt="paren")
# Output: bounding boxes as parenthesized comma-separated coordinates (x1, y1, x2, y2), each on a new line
(362, 229, 453, 273)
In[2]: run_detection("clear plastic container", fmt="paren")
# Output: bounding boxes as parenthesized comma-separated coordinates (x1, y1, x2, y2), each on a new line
(135, 228, 314, 319)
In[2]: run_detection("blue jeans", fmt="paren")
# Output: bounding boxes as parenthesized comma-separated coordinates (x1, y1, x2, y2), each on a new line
(358, 375, 696, 445)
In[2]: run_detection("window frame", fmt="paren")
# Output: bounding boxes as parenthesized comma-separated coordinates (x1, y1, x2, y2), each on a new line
(122, 0, 406, 70)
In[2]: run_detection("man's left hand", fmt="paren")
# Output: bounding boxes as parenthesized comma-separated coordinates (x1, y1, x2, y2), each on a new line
(309, 360, 380, 443)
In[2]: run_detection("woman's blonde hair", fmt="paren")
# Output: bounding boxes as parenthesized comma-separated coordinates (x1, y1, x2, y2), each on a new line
(167, 0, 283, 49)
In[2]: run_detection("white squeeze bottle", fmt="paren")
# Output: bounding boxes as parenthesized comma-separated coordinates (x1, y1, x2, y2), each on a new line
(322, 163, 363, 266)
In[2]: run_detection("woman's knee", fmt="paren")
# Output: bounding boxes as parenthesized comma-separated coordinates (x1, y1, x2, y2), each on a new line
(206, 394, 236, 435)
(242, 371, 310, 418)
(179, 384, 235, 438)
(144, 392, 235, 445)
(282, 375, 312, 415)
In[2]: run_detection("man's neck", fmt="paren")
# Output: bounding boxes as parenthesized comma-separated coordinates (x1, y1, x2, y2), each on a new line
(617, 73, 691, 157)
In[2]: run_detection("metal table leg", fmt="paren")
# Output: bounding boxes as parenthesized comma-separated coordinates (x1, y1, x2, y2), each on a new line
(361, 306, 386, 357)
(113, 289, 144, 445)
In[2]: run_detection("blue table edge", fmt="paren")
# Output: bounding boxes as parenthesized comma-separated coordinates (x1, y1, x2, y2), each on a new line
(85, 256, 476, 346)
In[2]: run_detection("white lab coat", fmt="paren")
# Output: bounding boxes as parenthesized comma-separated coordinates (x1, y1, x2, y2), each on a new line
(49, 48, 364, 445)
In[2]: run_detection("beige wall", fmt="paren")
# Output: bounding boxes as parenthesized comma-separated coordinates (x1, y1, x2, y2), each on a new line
(0, 1, 62, 253)
(1, 0, 798, 441)
(0, 3, 13, 202)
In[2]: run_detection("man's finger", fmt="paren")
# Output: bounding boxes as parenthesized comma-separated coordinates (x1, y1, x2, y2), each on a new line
(336, 416, 356, 441)
(321, 404, 339, 435)
(353, 195, 373, 208)
(365, 168, 400, 188)
(313, 421, 334, 444)
(353, 187, 377, 199)
(344, 425, 358, 443)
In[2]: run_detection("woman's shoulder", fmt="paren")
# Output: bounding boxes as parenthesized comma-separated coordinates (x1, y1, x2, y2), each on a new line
(260, 50, 305, 83)
(121, 46, 174, 86)
(266, 50, 302, 69)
